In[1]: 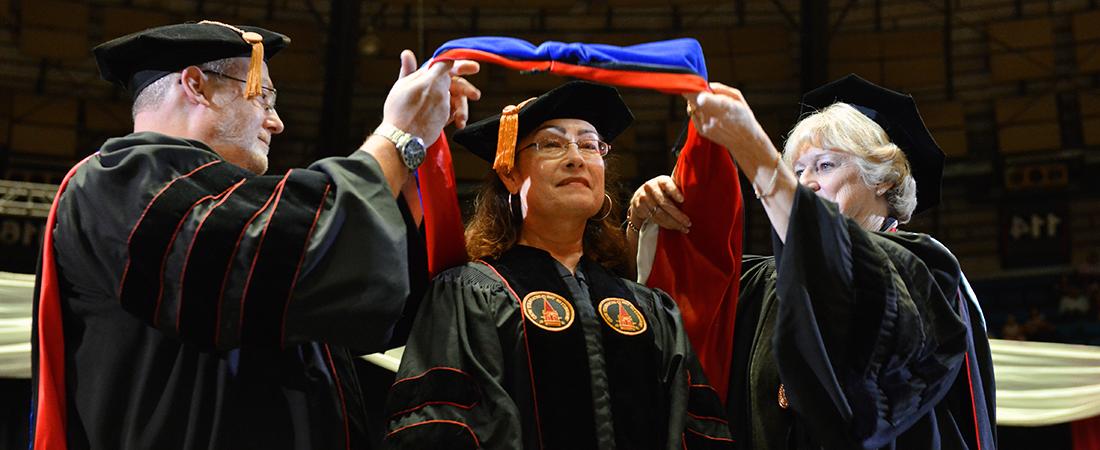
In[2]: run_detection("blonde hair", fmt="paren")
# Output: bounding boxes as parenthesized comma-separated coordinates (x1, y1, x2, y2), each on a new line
(783, 102, 918, 223)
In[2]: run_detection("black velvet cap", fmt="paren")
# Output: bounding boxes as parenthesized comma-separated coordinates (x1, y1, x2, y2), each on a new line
(454, 81, 635, 163)
(93, 22, 290, 97)
(800, 73, 944, 214)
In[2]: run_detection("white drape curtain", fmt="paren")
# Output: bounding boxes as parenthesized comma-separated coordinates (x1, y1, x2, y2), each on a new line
(991, 339, 1100, 426)
(0, 272, 33, 380)
(4, 270, 1100, 426)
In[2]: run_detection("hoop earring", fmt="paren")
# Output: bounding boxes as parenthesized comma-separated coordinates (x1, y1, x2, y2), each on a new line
(508, 192, 523, 223)
(591, 193, 613, 222)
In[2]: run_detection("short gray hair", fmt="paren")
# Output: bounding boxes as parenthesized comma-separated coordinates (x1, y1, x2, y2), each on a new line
(130, 57, 243, 120)
(783, 102, 918, 223)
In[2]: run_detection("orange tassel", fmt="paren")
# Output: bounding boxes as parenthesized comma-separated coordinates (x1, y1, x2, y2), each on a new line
(241, 32, 265, 99)
(198, 21, 266, 99)
(493, 97, 536, 176)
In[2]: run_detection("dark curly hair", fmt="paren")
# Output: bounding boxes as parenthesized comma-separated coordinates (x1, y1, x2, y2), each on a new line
(464, 166, 629, 274)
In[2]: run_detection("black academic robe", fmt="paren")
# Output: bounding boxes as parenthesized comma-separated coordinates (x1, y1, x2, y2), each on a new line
(33, 132, 409, 449)
(727, 185, 996, 450)
(384, 245, 733, 449)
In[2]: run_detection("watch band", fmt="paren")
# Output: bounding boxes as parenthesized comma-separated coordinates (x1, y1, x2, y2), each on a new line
(373, 123, 413, 149)
(372, 123, 426, 170)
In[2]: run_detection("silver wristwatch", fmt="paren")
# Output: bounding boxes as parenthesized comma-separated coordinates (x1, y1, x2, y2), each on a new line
(373, 123, 426, 170)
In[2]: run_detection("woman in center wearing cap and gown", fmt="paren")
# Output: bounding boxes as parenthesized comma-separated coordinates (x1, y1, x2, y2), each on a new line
(383, 81, 733, 449)
(627, 75, 996, 449)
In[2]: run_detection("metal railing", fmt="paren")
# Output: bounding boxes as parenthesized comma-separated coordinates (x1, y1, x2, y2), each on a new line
(0, 179, 57, 218)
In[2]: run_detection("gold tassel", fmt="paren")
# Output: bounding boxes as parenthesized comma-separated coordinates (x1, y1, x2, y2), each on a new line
(493, 97, 536, 176)
(198, 21, 265, 99)
(241, 31, 265, 99)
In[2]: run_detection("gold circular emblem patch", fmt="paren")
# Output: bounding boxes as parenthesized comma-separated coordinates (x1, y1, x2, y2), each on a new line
(597, 298, 648, 335)
(522, 291, 575, 332)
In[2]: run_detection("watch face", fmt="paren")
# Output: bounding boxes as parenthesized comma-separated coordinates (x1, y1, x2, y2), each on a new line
(402, 136, 427, 169)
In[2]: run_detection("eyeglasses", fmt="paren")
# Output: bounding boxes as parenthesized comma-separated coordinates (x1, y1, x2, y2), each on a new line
(520, 138, 611, 159)
(202, 70, 277, 113)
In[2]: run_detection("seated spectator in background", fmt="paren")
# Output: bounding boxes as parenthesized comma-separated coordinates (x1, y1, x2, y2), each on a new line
(1079, 252, 1100, 318)
(1057, 276, 1090, 319)
(1078, 250, 1100, 277)
(1002, 315, 1026, 340)
(1024, 307, 1056, 341)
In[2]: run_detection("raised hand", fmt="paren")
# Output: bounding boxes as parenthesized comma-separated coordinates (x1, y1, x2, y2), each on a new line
(364, 50, 479, 197)
(448, 61, 481, 129)
(683, 83, 772, 155)
(381, 50, 480, 147)
(685, 82, 797, 241)
(628, 175, 691, 234)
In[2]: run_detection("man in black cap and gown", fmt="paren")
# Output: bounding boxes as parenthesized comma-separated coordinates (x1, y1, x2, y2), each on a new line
(30, 21, 480, 449)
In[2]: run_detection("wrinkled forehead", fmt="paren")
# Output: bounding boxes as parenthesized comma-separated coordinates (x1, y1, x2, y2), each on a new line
(785, 134, 821, 166)
(789, 140, 856, 167)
